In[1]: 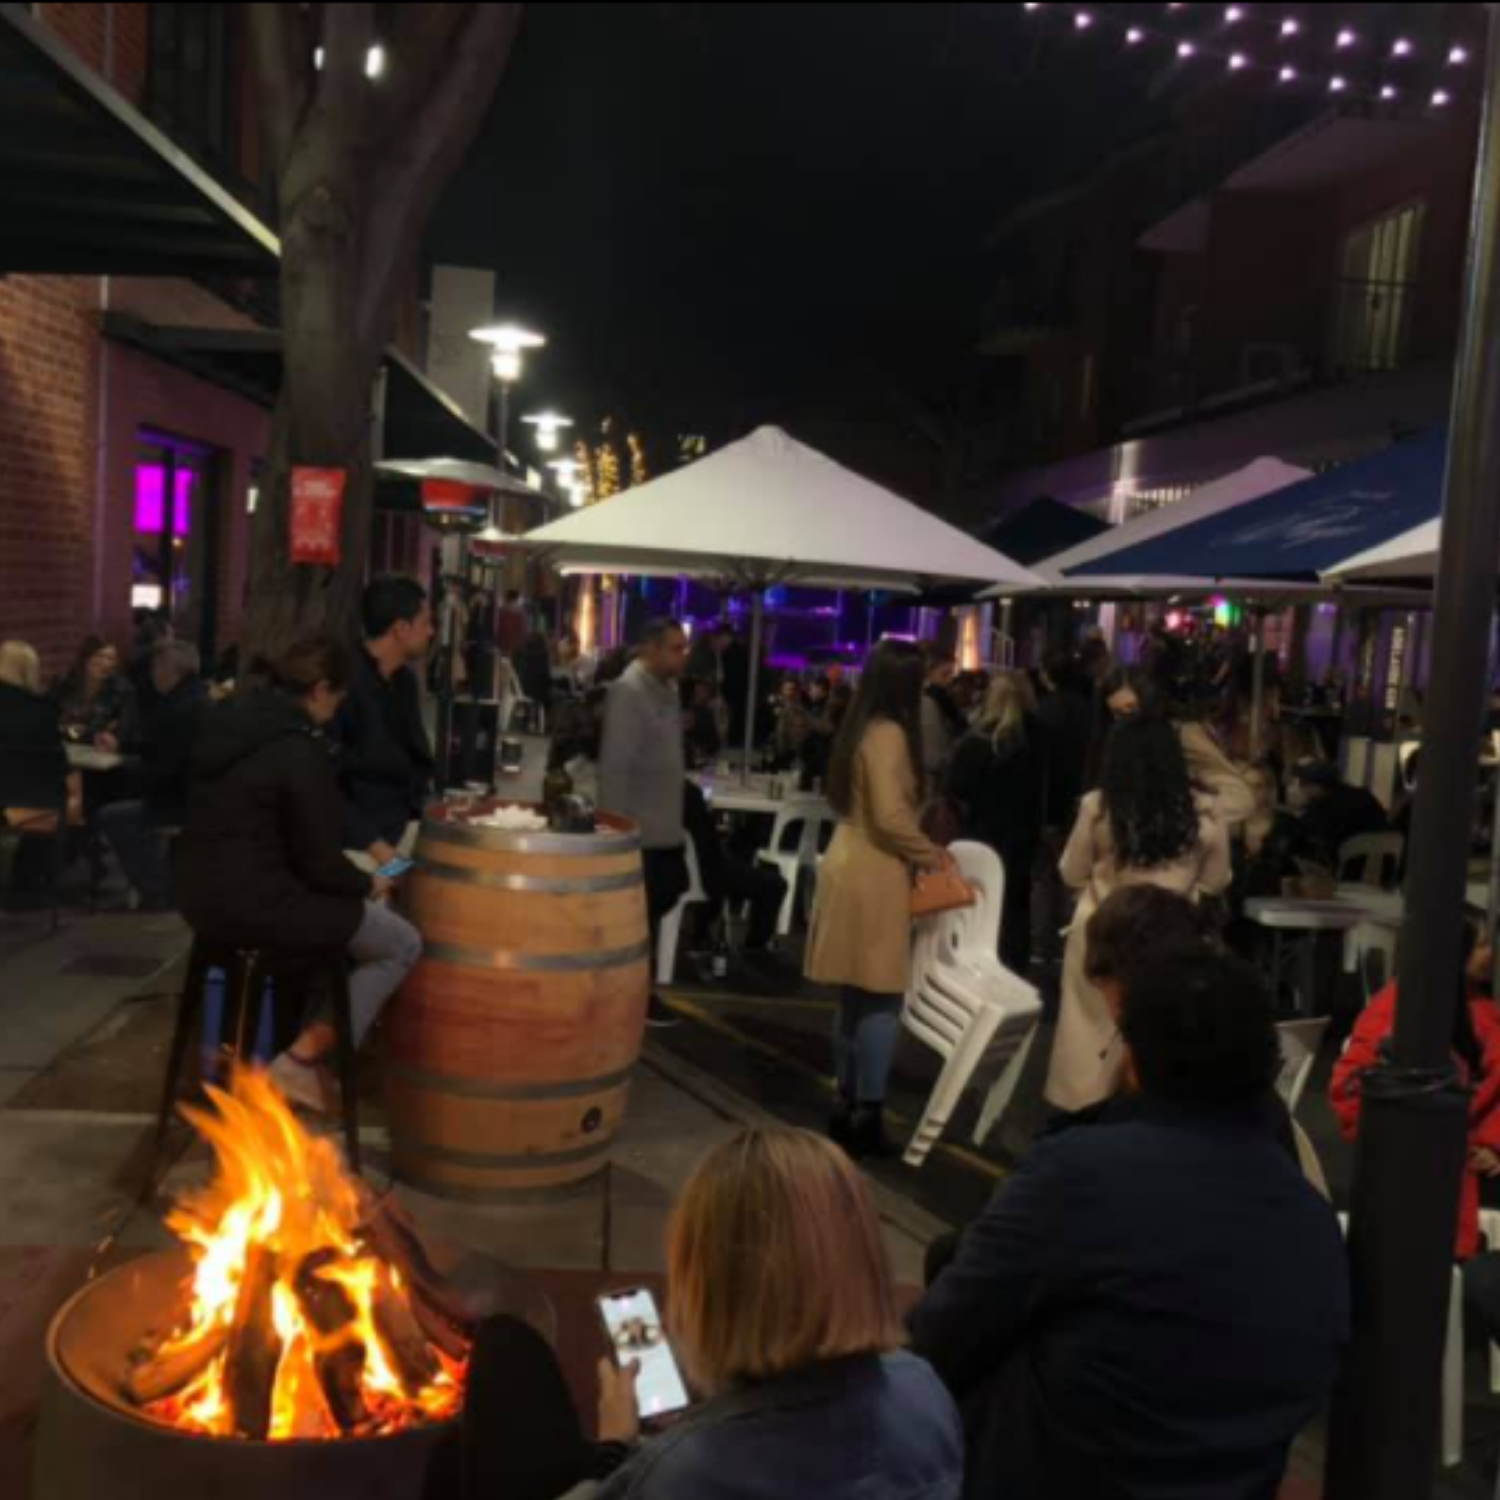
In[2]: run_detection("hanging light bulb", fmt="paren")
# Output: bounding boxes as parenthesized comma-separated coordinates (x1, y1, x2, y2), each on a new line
(1335, 28, 1357, 49)
(1448, 45, 1469, 65)
(1177, 39, 1196, 57)
(1278, 63, 1297, 81)
(1074, 11, 1094, 30)
(1380, 83, 1398, 100)
(1225, 4, 1244, 21)
(1279, 17, 1300, 38)
(1126, 26, 1145, 43)
(1432, 87, 1453, 106)
(1229, 51, 1249, 70)
(1329, 74, 1348, 92)
(1391, 38, 1413, 59)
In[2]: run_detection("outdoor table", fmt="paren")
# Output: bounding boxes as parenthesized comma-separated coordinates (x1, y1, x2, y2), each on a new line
(1244, 896, 1365, 1017)
(693, 771, 830, 821)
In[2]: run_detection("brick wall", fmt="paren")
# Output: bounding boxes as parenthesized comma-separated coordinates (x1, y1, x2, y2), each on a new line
(40, 2, 147, 101)
(0, 277, 102, 675)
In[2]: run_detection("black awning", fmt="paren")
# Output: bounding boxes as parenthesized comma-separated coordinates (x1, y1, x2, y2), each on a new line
(101, 315, 497, 470)
(0, 3, 279, 276)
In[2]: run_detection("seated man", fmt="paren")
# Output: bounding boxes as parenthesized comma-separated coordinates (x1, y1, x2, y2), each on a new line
(682, 779, 788, 964)
(100, 639, 208, 910)
(1289, 758, 1388, 872)
(910, 945, 1349, 1500)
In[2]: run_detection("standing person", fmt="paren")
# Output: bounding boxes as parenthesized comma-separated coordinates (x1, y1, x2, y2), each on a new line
(1034, 653, 1094, 966)
(718, 625, 751, 751)
(99, 640, 208, 910)
(0, 640, 76, 834)
(919, 647, 965, 795)
(333, 575, 436, 872)
(806, 640, 948, 1158)
(177, 635, 422, 1113)
(1047, 716, 1232, 1114)
(518, 631, 555, 729)
(495, 589, 529, 661)
(600, 619, 691, 1028)
(948, 672, 1046, 974)
(911, 947, 1348, 1500)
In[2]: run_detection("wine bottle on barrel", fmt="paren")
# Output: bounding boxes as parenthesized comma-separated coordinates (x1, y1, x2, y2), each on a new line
(542, 745, 575, 825)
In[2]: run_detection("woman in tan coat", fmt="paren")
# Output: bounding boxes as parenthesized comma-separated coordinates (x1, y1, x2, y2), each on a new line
(1046, 715, 1232, 1113)
(806, 641, 946, 1159)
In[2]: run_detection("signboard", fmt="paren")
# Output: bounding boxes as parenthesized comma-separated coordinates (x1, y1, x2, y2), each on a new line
(421, 477, 488, 532)
(289, 468, 346, 566)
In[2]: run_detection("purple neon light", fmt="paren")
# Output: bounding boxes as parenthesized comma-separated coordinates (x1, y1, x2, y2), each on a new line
(133, 465, 194, 536)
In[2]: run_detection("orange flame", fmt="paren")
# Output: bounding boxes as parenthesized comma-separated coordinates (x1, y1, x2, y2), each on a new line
(141, 1068, 464, 1440)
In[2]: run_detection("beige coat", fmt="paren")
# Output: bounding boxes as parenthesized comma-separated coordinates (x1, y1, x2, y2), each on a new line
(1178, 719, 1254, 828)
(805, 720, 943, 994)
(1044, 790, 1232, 1112)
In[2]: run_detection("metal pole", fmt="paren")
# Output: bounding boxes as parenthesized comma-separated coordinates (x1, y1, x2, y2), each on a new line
(1326, 23, 1500, 1500)
(743, 590, 765, 785)
(1249, 606, 1266, 762)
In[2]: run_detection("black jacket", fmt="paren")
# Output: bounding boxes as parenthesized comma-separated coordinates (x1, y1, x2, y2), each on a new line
(176, 690, 372, 952)
(332, 648, 434, 850)
(910, 1095, 1349, 1500)
(138, 677, 209, 826)
(1036, 685, 1092, 829)
(948, 719, 1046, 870)
(0, 682, 69, 809)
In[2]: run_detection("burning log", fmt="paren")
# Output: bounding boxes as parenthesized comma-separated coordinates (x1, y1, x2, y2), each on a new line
(225, 1246, 284, 1440)
(293, 1250, 369, 1432)
(358, 1193, 471, 1361)
(124, 1323, 229, 1405)
(371, 1264, 441, 1394)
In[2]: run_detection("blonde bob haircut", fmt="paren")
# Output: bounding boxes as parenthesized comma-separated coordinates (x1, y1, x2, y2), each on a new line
(0, 641, 41, 695)
(665, 1127, 905, 1395)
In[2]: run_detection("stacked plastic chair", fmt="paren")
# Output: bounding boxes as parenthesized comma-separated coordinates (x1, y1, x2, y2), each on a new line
(900, 841, 1043, 1168)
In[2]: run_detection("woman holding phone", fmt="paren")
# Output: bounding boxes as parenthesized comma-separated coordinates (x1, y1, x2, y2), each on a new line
(425, 1127, 961, 1500)
(175, 634, 421, 1112)
(804, 640, 950, 1159)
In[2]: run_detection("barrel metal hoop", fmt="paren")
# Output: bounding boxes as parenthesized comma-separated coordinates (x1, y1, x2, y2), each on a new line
(421, 820, 642, 857)
(393, 1138, 612, 1170)
(386, 1063, 635, 1101)
(422, 938, 651, 973)
(414, 862, 644, 895)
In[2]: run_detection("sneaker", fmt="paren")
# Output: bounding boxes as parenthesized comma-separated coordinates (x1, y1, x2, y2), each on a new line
(645, 994, 682, 1029)
(268, 1051, 338, 1114)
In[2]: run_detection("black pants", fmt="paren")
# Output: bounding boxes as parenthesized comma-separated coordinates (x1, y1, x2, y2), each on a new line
(720, 858, 787, 951)
(422, 1316, 599, 1500)
(643, 846, 690, 979)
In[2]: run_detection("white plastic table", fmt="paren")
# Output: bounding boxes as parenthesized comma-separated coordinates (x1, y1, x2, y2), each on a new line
(693, 773, 829, 821)
(65, 744, 124, 773)
(1244, 897, 1365, 1017)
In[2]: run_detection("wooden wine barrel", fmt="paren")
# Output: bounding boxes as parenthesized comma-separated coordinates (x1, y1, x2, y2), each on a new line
(385, 804, 649, 1197)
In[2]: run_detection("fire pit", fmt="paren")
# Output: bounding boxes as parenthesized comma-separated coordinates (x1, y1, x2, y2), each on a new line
(33, 1070, 477, 1500)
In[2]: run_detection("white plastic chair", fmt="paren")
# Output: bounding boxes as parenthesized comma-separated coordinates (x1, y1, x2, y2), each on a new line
(1338, 1211, 1465, 1469)
(1480, 1208, 1500, 1401)
(755, 799, 836, 940)
(1275, 1017, 1330, 1116)
(900, 842, 1043, 1168)
(1337, 832, 1405, 889)
(656, 841, 709, 986)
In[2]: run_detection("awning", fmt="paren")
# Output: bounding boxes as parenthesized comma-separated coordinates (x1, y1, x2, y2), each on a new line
(1067, 431, 1448, 583)
(0, 3, 279, 276)
(101, 315, 497, 468)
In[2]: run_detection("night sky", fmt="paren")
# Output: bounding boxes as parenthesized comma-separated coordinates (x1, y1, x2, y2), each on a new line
(429, 3, 1156, 473)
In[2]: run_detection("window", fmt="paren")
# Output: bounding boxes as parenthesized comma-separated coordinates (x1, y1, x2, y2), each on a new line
(1331, 202, 1425, 374)
(148, 6, 235, 178)
(133, 433, 222, 661)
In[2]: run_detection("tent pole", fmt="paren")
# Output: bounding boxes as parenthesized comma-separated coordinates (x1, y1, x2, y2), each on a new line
(1326, 18, 1500, 1499)
(1249, 606, 1266, 762)
(743, 589, 765, 785)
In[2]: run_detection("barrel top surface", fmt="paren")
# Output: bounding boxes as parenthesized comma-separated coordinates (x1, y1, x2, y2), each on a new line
(421, 800, 641, 856)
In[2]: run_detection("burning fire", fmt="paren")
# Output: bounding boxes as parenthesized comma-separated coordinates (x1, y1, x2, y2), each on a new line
(126, 1068, 466, 1441)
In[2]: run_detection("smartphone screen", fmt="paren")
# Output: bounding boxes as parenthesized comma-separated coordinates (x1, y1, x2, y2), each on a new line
(597, 1287, 691, 1420)
(377, 856, 415, 879)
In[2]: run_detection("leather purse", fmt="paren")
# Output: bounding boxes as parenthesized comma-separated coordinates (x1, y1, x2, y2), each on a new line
(910, 863, 976, 919)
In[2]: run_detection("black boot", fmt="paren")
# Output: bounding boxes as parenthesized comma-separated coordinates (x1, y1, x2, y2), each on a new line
(848, 1103, 903, 1162)
(828, 1093, 855, 1149)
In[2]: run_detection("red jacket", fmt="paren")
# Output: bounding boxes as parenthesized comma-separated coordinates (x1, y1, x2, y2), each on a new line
(1330, 982, 1500, 1260)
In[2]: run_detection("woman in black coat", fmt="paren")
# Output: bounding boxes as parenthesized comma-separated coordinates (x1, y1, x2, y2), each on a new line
(176, 634, 421, 1113)
(0, 639, 74, 827)
(948, 671, 1046, 975)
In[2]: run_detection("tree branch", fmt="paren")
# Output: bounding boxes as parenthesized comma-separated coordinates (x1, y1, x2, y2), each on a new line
(356, 3, 523, 348)
(245, 4, 314, 174)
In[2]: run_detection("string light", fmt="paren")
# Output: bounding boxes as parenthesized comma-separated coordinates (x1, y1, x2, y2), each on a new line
(1177, 39, 1196, 58)
(1278, 63, 1297, 82)
(1229, 51, 1249, 70)
(1074, 10, 1094, 29)
(1433, 88, 1452, 107)
(1279, 17, 1299, 38)
(1329, 74, 1348, 93)
(1391, 38, 1413, 59)
(1126, 25, 1144, 43)
(1448, 45, 1469, 65)
(1335, 28, 1357, 50)
(1224, 5, 1243, 21)
(1380, 83, 1398, 100)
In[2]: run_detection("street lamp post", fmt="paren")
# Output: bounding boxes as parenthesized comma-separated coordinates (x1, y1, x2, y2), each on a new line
(467, 322, 546, 461)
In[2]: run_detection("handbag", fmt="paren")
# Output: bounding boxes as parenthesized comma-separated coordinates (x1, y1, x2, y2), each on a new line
(910, 862, 976, 919)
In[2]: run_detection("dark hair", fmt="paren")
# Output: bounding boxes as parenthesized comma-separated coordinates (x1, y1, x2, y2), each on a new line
(1121, 947, 1280, 1107)
(640, 618, 686, 649)
(70, 634, 114, 677)
(1085, 886, 1215, 987)
(1100, 717, 1200, 868)
(1453, 918, 1485, 1078)
(259, 633, 352, 698)
(826, 641, 925, 818)
(361, 575, 428, 640)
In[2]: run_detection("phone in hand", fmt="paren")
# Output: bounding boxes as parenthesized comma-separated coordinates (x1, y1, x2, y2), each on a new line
(376, 856, 415, 880)
(597, 1287, 691, 1421)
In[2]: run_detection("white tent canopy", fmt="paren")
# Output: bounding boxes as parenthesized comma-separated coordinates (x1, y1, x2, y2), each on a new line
(981, 456, 1311, 598)
(1325, 519, 1442, 583)
(520, 425, 1040, 591)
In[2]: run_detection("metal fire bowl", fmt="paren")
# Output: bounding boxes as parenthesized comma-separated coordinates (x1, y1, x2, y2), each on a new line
(33, 1249, 454, 1500)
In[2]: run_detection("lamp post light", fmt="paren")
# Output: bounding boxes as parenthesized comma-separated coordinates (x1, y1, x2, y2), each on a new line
(468, 323, 546, 458)
(522, 412, 574, 454)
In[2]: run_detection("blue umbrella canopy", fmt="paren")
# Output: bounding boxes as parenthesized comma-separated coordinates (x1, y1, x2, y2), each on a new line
(1065, 430, 1449, 583)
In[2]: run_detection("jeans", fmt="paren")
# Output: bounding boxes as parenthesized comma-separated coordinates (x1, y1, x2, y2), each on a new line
(833, 986, 904, 1105)
(99, 800, 173, 903)
(346, 899, 422, 1045)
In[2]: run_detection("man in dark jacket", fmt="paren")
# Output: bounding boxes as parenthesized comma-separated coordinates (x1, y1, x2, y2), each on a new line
(910, 947, 1348, 1500)
(1289, 759, 1389, 871)
(334, 575, 436, 868)
(100, 639, 207, 909)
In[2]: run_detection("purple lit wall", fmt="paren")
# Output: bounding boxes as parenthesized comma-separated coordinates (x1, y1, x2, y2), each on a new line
(133, 464, 194, 536)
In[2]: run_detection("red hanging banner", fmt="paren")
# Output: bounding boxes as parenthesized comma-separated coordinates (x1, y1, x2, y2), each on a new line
(289, 467, 346, 566)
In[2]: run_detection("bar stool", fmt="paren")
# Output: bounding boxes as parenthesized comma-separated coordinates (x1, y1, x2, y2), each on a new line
(149, 934, 363, 1181)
